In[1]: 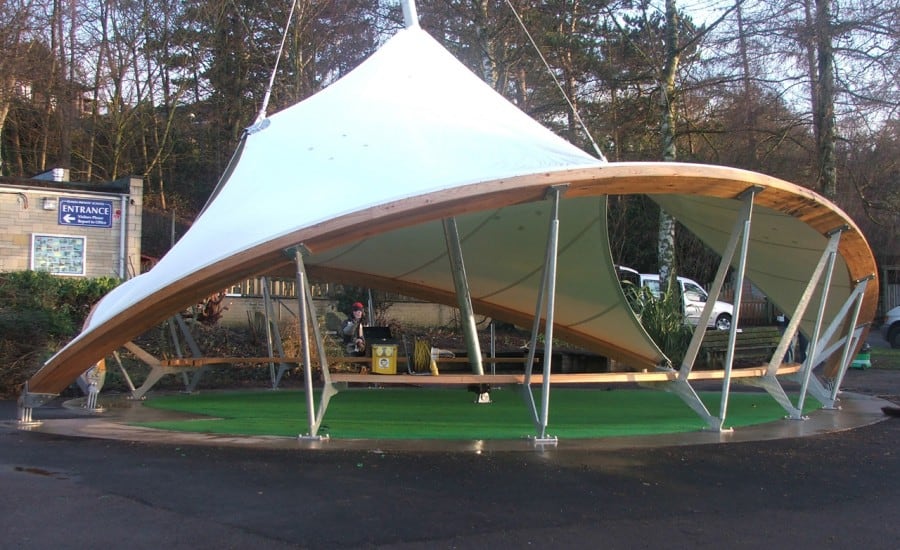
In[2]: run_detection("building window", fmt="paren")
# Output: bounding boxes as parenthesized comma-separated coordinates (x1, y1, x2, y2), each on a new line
(31, 234, 86, 276)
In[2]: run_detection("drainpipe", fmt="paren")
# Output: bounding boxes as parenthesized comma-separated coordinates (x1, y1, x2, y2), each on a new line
(119, 195, 128, 278)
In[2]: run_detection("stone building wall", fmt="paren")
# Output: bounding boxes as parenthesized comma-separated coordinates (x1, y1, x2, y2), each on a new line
(0, 175, 142, 279)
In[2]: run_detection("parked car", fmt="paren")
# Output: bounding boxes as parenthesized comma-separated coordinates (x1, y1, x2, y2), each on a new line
(617, 266, 734, 330)
(882, 305, 900, 349)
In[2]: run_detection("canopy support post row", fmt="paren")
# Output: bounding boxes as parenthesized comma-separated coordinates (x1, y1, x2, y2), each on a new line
(293, 246, 332, 440)
(794, 227, 845, 416)
(261, 276, 292, 389)
(743, 228, 843, 418)
(489, 321, 497, 375)
(765, 232, 842, 378)
(667, 188, 759, 431)
(830, 279, 870, 398)
(174, 315, 207, 393)
(798, 274, 871, 408)
(153, 313, 207, 393)
(262, 276, 277, 384)
(165, 316, 188, 386)
(521, 185, 565, 445)
(443, 218, 485, 377)
(132, 315, 206, 396)
(121, 341, 191, 400)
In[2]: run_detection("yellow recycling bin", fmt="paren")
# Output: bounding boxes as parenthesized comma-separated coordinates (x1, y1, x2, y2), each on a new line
(370, 343, 398, 375)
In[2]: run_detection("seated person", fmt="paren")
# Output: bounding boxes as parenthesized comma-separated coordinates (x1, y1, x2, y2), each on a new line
(341, 301, 367, 356)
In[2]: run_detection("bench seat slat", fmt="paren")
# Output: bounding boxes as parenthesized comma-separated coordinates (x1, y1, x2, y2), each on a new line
(329, 364, 802, 386)
(699, 327, 784, 368)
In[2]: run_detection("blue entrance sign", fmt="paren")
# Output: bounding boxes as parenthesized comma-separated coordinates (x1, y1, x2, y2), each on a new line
(58, 198, 114, 228)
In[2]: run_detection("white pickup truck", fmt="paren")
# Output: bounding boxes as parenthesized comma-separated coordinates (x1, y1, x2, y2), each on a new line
(617, 266, 734, 331)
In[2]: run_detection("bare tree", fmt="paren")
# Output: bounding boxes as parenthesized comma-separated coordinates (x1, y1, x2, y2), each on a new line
(0, 1, 47, 176)
(606, 1, 743, 285)
(0, 3, 22, 174)
(657, 0, 681, 288)
(728, 0, 900, 199)
(813, 0, 838, 198)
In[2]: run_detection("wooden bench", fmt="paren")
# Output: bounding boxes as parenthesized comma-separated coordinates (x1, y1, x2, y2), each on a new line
(159, 355, 534, 371)
(699, 326, 783, 369)
(158, 353, 802, 383)
(160, 357, 300, 367)
(325, 354, 535, 373)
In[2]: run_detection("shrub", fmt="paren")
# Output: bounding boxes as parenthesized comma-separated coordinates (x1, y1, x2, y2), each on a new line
(0, 271, 120, 396)
(623, 280, 693, 367)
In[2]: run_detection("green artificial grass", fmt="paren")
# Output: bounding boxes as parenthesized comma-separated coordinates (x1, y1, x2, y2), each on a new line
(139, 387, 820, 440)
(871, 346, 900, 367)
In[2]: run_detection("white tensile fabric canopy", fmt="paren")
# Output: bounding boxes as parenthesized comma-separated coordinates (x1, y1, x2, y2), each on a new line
(24, 25, 877, 412)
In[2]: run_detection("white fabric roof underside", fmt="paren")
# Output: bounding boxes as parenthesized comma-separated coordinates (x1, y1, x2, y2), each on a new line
(306, 196, 664, 365)
(653, 195, 854, 348)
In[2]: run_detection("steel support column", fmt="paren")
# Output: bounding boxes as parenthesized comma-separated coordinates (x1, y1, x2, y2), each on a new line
(111, 351, 137, 394)
(716, 187, 758, 430)
(743, 229, 844, 418)
(522, 186, 565, 444)
(261, 277, 292, 389)
(795, 228, 845, 415)
(668, 188, 758, 431)
(293, 247, 331, 440)
(443, 218, 484, 376)
(679, 191, 757, 376)
(830, 321, 868, 403)
(16, 382, 57, 425)
(261, 276, 278, 384)
(176, 315, 207, 393)
(798, 276, 870, 408)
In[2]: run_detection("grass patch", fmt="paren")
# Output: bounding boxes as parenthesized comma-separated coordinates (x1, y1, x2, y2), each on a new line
(871, 347, 900, 369)
(139, 388, 819, 440)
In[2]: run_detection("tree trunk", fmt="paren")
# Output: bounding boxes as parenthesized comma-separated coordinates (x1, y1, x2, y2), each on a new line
(0, 103, 7, 175)
(658, 0, 680, 287)
(85, 0, 110, 182)
(815, 0, 837, 199)
(55, 0, 77, 170)
(736, 3, 757, 168)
